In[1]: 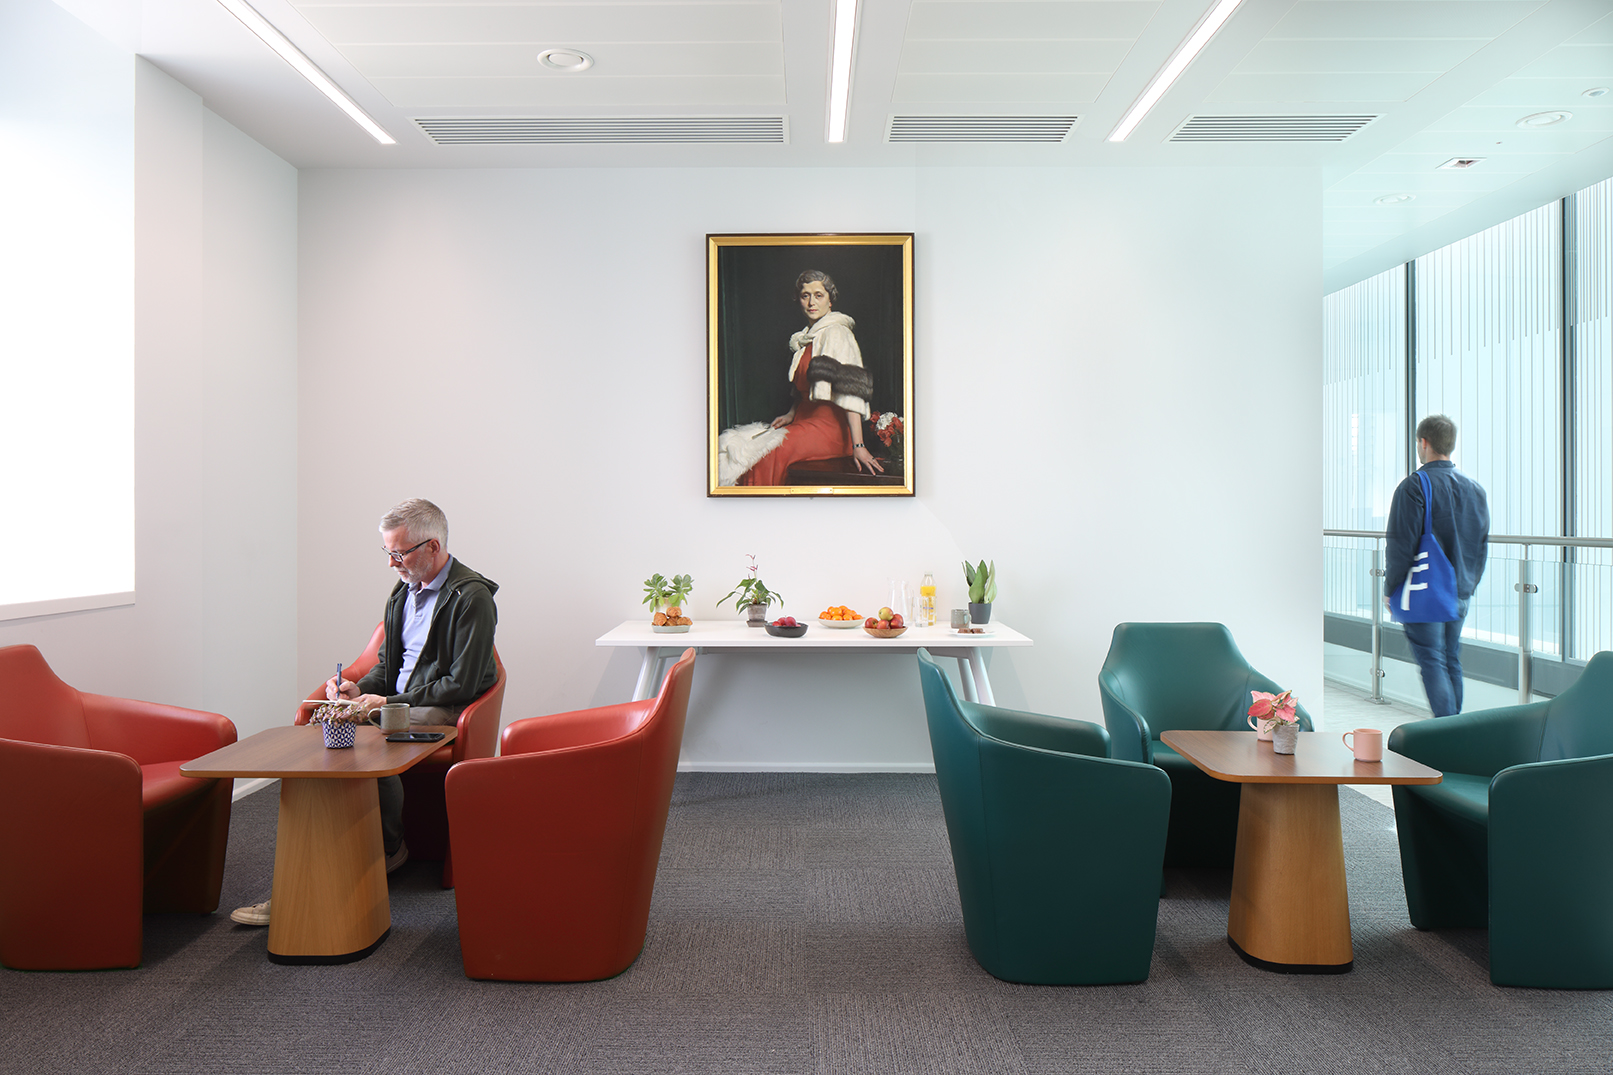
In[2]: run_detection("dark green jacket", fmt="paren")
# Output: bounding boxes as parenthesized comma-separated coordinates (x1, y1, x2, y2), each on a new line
(356, 558, 498, 709)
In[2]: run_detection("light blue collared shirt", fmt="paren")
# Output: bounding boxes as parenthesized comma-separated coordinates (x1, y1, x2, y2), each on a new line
(397, 556, 453, 693)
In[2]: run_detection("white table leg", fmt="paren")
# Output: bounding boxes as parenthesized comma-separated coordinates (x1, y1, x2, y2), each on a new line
(954, 656, 979, 703)
(632, 647, 661, 702)
(967, 648, 995, 706)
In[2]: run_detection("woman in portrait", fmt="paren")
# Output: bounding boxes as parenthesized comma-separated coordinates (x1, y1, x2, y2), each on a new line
(732, 270, 885, 486)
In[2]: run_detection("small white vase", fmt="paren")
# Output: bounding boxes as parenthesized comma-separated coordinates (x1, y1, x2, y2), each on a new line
(1272, 724, 1299, 755)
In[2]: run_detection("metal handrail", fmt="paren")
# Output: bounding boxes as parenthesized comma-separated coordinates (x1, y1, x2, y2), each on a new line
(1324, 530, 1613, 548)
(1322, 529, 1611, 704)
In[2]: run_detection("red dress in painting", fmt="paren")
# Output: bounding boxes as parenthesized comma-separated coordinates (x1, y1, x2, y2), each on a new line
(738, 342, 854, 486)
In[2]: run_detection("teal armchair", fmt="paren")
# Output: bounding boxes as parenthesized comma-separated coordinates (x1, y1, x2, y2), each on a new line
(917, 649, 1171, 985)
(1389, 650, 1613, 988)
(1098, 622, 1312, 867)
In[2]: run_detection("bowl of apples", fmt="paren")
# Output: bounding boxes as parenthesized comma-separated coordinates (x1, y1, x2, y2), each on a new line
(765, 615, 808, 638)
(864, 607, 907, 638)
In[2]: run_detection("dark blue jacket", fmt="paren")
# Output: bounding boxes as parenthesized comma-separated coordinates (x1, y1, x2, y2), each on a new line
(1385, 460, 1490, 603)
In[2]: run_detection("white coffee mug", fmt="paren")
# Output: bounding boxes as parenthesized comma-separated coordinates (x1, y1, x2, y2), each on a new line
(1247, 713, 1273, 742)
(377, 703, 410, 733)
(1343, 728, 1383, 762)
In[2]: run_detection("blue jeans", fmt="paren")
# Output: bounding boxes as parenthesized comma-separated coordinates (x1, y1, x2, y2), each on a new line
(1402, 599, 1468, 717)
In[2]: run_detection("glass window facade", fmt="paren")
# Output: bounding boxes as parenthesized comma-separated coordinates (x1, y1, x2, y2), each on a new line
(1323, 176, 1613, 664)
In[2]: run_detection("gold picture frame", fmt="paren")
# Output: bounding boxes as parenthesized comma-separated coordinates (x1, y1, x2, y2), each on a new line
(707, 233, 914, 497)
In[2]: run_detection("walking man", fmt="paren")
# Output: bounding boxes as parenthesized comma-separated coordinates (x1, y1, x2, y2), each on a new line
(1384, 415, 1490, 716)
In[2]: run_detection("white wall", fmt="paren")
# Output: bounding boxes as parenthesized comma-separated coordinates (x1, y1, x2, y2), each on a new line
(0, 58, 299, 739)
(298, 164, 1323, 769)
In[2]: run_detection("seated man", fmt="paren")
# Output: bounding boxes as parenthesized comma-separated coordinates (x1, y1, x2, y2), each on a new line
(231, 498, 499, 926)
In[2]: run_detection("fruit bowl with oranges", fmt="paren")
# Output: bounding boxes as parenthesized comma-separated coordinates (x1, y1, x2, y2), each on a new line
(864, 607, 907, 638)
(818, 605, 861, 629)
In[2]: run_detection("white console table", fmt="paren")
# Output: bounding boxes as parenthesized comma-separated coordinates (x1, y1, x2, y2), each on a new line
(595, 620, 1032, 706)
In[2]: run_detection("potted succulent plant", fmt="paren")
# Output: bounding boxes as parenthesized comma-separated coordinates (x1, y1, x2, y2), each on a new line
(719, 555, 785, 628)
(963, 559, 997, 625)
(643, 572, 694, 632)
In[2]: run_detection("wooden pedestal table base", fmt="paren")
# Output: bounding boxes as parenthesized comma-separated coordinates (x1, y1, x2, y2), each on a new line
(181, 724, 457, 964)
(267, 778, 392, 963)
(1160, 730, 1441, 974)
(1227, 783, 1352, 971)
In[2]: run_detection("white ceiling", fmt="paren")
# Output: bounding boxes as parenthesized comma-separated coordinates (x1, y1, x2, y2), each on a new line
(60, 0, 1613, 290)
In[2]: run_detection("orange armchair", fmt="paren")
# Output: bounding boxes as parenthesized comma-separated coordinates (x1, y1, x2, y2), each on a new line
(294, 624, 506, 887)
(446, 648, 695, 981)
(0, 645, 236, 970)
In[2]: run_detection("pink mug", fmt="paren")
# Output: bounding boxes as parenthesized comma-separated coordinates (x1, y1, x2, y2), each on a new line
(1247, 713, 1273, 742)
(1343, 728, 1383, 762)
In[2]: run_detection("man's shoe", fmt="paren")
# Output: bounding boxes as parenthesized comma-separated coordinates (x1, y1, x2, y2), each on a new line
(230, 900, 270, 926)
(386, 840, 409, 874)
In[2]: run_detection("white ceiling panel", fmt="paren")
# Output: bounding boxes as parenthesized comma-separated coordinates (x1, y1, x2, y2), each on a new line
(1513, 43, 1613, 78)
(1208, 72, 1442, 102)
(341, 41, 783, 79)
(372, 75, 786, 107)
(1350, 152, 1538, 175)
(1234, 38, 1485, 74)
(1422, 107, 1613, 134)
(291, 3, 781, 45)
(897, 39, 1130, 73)
(902, 1, 1157, 41)
(77, 0, 1613, 292)
(892, 72, 1111, 102)
(1566, 14, 1613, 45)
(1463, 78, 1613, 109)
(1389, 127, 1609, 155)
(1265, 2, 1545, 41)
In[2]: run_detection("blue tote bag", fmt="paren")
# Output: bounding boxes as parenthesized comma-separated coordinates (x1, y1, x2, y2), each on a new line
(1390, 470, 1459, 624)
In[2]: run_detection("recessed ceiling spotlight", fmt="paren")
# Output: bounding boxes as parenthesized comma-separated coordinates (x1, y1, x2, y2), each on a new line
(538, 48, 594, 72)
(1374, 193, 1416, 206)
(1583, 87, 1610, 99)
(1516, 110, 1571, 128)
(1438, 157, 1485, 170)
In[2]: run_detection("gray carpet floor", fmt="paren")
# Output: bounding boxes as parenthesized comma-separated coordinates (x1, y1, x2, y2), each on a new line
(4, 772, 1611, 1074)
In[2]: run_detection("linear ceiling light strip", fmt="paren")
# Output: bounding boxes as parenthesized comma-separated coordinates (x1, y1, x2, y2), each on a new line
(826, 0, 859, 143)
(1107, 0, 1246, 143)
(215, 0, 395, 145)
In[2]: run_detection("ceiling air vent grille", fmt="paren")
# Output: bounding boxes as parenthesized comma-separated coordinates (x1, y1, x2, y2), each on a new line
(1171, 115, 1377, 142)
(415, 116, 787, 145)
(887, 115, 1077, 143)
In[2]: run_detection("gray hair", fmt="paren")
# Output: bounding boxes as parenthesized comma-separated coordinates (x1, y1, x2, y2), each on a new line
(379, 498, 448, 547)
(795, 270, 838, 307)
(1416, 414, 1457, 457)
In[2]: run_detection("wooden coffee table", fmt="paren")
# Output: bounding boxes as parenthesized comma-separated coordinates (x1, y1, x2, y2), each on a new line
(1160, 730, 1441, 973)
(182, 724, 456, 964)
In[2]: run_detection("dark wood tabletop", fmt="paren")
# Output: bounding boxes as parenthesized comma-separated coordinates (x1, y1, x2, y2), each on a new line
(180, 724, 457, 780)
(1161, 730, 1442, 785)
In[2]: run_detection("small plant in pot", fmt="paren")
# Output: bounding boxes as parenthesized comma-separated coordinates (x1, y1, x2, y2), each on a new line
(963, 559, 997, 625)
(718, 555, 784, 627)
(644, 572, 694, 632)
(1249, 690, 1301, 754)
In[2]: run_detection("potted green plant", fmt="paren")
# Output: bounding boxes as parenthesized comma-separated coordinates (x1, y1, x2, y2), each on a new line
(719, 555, 784, 628)
(643, 572, 694, 632)
(963, 559, 997, 625)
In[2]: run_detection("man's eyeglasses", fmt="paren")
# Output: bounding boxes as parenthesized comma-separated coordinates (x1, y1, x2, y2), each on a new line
(383, 538, 433, 563)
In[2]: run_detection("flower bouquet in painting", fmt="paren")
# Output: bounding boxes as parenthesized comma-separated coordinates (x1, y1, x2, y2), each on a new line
(1249, 690, 1300, 754)
(310, 700, 366, 748)
(868, 411, 904, 459)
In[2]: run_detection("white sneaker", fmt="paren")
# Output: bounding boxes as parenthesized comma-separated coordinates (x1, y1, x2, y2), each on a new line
(230, 900, 270, 926)
(386, 840, 409, 874)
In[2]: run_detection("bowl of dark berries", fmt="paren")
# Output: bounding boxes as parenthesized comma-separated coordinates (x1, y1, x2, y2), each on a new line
(765, 616, 808, 638)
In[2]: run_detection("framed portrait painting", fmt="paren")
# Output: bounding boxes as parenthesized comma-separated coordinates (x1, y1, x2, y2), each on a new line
(708, 233, 914, 497)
